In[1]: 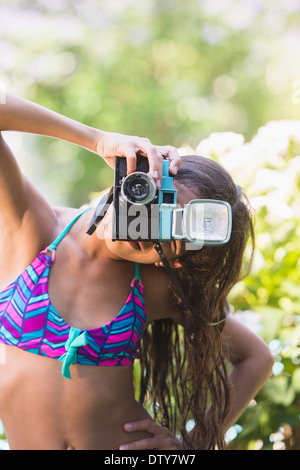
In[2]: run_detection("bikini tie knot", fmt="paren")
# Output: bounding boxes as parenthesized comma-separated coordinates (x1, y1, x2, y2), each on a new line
(59, 327, 88, 379)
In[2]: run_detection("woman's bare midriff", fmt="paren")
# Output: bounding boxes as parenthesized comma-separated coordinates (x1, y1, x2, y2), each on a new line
(0, 344, 152, 450)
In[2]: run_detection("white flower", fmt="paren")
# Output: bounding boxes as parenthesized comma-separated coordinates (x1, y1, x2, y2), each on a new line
(254, 169, 286, 191)
(251, 120, 300, 160)
(196, 131, 245, 158)
(234, 310, 262, 334)
(250, 194, 293, 221)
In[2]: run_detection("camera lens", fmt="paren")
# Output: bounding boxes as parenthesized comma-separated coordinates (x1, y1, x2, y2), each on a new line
(127, 177, 150, 201)
(121, 172, 156, 205)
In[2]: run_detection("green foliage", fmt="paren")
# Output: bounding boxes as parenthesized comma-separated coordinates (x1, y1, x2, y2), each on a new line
(194, 122, 300, 450)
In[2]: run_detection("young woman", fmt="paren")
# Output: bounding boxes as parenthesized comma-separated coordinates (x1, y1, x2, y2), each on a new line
(0, 93, 273, 450)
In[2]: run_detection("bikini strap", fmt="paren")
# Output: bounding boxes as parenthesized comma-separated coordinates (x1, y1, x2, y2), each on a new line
(130, 262, 141, 287)
(134, 262, 141, 281)
(48, 207, 92, 253)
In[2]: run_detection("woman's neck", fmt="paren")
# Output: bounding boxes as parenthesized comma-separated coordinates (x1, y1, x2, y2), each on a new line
(71, 209, 123, 263)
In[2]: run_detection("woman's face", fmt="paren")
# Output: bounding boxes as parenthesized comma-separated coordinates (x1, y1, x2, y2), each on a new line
(98, 183, 198, 264)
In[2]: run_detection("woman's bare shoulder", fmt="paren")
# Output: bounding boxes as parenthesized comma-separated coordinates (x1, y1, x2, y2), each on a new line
(0, 204, 75, 290)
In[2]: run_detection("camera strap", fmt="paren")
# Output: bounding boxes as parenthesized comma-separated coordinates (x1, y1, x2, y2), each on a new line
(86, 190, 114, 236)
(153, 241, 230, 327)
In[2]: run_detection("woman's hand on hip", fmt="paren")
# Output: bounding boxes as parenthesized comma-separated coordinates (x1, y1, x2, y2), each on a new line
(119, 418, 183, 451)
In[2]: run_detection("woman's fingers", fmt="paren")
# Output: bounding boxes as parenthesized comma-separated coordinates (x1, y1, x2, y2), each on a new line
(159, 145, 181, 176)
(119, 419, 183, 451)
(123, 419, 165, 435)
(137, 143, 180, 188)
(135, 144, 163, 188)
(98, 131, 181, 189)
(140, 144, 181, 178)
(124, 150, 138, 175)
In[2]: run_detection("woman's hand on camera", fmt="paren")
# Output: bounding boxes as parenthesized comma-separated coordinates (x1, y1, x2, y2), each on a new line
(95, 131, 180, 188)
(119, 419, 183, 450)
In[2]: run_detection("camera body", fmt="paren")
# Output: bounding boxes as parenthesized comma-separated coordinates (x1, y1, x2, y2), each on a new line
(112, 156, 177, 241)
(111, 156, 232, 246)
(87, 156, 232, 247)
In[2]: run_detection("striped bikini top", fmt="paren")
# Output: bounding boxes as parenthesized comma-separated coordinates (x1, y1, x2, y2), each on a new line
(0, 208, 147, 379)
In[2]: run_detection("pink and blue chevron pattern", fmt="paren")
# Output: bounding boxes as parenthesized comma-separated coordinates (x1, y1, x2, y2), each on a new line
(0, 250, 147, 373)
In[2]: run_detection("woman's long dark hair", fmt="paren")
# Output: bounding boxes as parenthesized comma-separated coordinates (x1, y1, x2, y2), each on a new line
(139, 155, 255, 450)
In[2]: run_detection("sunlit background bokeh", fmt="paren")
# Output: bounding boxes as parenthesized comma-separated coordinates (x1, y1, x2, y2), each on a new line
(0, 0, 300, 450)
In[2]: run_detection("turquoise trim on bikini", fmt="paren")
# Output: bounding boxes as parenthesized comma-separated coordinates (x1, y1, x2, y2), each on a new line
(134, 262, 141, 281)
(48, 207, 92, 252)
(59, 327, 88, 379)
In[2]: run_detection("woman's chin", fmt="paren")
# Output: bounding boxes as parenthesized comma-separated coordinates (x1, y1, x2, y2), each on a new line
(105, 239, 160, 264)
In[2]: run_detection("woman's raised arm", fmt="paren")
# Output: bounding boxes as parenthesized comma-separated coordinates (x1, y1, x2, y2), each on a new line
(0, 92, 180, 182)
